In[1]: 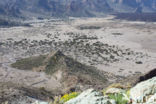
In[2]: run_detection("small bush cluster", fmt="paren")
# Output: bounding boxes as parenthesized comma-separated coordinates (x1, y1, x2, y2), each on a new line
(59, 92, 79, 103)
(102, 83, 131, 104)
(108, 93, 129, 104)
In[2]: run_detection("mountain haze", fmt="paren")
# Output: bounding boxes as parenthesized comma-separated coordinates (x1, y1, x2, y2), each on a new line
(0, 0, 155, 18)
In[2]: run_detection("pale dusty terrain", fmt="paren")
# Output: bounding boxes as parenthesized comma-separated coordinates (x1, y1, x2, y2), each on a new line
(0, 16, 156, 91)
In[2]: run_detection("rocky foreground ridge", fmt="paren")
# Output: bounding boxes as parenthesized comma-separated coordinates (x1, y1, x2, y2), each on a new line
(1, 50, 155, 104)
(62, 76, 156, 104)
(1, 76, 156, 104)
(38, 76, 156, 104)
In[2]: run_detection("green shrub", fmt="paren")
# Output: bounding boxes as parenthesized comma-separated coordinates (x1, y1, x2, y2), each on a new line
(108, 93, 128, 104)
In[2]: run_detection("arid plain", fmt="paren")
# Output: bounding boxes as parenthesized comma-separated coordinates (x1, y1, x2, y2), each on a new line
(0, 16, 156, 92)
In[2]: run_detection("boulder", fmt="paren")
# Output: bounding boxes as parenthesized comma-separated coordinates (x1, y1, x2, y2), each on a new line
(65, 89, 116, 104)
(32, 100, 48, 104)
(130, 77, 156, 104)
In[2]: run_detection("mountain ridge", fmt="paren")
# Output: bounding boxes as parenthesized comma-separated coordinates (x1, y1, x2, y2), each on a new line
(0, 0, 155, 19)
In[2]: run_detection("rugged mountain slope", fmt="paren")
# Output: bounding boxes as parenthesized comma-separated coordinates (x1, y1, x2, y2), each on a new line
(0, 0, 112, 18)
(108, 0, 156, 13)
(0, 0, 155, 18)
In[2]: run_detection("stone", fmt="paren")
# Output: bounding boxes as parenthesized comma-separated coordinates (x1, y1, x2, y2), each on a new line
(65, 89, 116, 104)
(130, 77, 156, 104)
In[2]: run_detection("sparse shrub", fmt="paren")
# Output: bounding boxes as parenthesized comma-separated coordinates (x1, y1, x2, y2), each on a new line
(135, 61, 143, 64)
(106, 83, 132, 90)
(79, 25, 101, 30)
(102, 83, 131, 104)
(40, 87, 46, 91)
(107, 83, 125, 89)
(112, 33, 123, 36)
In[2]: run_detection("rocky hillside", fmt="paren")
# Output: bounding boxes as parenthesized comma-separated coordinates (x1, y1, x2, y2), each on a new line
(1, 74, 156, 104)
(11, 51, 117, 92)
(63, 76, 156, 104)
(0, 0, 155, 18)
(9, 50, 155, 104)
(64, 76, 156, 104)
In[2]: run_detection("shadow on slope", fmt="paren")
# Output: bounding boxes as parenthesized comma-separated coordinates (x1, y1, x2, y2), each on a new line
(0, 18, 30, 27)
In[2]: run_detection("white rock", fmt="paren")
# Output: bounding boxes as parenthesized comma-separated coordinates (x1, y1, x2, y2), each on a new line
(65, 89, 116, 104)
(130, 77, 156, 104)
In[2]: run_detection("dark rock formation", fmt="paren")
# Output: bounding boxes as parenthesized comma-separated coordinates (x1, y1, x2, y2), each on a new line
(139, 68, 156, 82)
